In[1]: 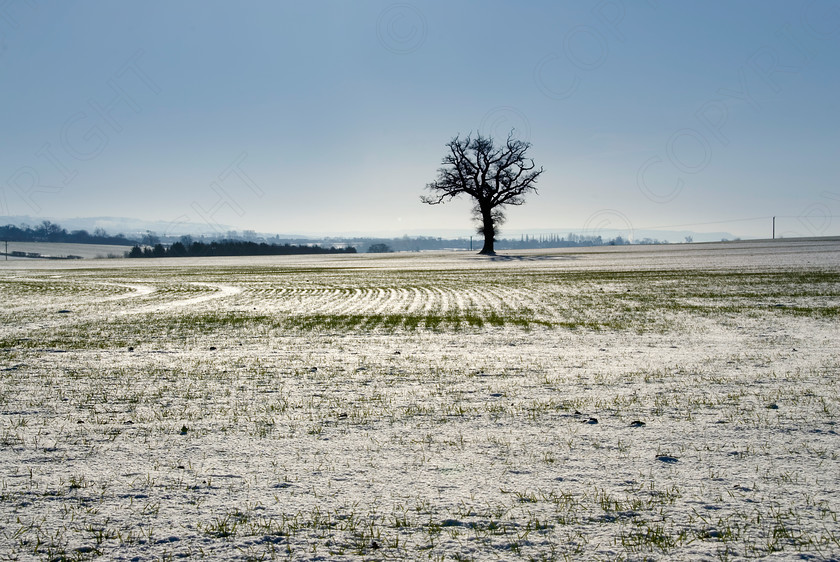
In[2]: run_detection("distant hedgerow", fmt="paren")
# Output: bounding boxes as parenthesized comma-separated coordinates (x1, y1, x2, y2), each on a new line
(127, 240, 356, 258)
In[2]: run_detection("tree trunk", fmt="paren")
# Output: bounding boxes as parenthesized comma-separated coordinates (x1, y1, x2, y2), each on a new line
(478, 205, 495, 255)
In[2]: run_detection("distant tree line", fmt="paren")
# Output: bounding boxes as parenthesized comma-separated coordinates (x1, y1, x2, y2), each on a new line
(0, 221, 132, 245)
(127, 240, 356, 258)
(498, 233, 665, 249)
(332, 233, 660, 252)
(2, 220, 667, 256)
(367, 243, 392, 253)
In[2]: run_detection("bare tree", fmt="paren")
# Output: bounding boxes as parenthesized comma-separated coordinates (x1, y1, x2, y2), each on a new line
(422, 132, 543, 255)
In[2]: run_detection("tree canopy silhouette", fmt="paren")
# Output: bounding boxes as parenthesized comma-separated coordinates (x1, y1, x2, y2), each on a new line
(422, 132, 543, 255)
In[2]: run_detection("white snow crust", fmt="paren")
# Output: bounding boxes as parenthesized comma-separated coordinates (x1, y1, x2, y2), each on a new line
(1, 239, 838, 560)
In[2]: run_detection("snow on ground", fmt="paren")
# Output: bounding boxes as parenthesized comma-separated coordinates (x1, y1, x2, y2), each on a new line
(1, 242, 133, 260)
(0, 239, 839, 560)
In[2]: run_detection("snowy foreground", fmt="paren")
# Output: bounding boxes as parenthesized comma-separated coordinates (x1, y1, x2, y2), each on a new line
(1, 240, 839, 561)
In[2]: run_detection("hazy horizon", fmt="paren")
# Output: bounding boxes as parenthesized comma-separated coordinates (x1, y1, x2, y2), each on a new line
(2, 1, 838, 241)
(2, 212, 744, 244)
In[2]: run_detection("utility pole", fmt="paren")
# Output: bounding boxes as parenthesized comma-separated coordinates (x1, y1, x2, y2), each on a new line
(772, 216, 776, 240)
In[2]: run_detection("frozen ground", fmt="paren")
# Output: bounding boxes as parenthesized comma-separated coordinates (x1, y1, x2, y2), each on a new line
(1, 239, 839, 560)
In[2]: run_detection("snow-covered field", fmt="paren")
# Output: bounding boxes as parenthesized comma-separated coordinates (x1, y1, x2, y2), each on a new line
(1, 242, 134, 260)
(1, 239, 839, 560)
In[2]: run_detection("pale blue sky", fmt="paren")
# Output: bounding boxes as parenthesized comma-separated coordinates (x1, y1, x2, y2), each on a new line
(1, 1, 838, 239)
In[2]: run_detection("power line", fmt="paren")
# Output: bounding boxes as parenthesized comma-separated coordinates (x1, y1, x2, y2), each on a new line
(631, 215, 840, 232)
(632, 217, 769, 231)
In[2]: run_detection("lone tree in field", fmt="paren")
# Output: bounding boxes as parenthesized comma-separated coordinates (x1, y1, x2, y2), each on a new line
(422, 132, 543, 255)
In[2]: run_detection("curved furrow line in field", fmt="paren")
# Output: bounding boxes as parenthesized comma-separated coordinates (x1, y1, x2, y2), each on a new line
(248, 284, 288, 298)
(338, 287, 370, 315)
(0, 279, 161, 339)
(460, 287, 492, 312)
(0, 278, 125, 303)
(254, 285, 295, 306)
(278, 287, 306, 296)
(279, 287, 334, 315)
(100, 283, 157, 301)
(336, 287, 377, 315)
(123, 283, 242, 315)
(285, 290, 324, 314)
(483, 285, 541, 314)
(284, 287, 328, 295)
(305, 289, 346, 314)
(243, 281, 550, 320)
(391, 287, 420, 315)
(490, 285, 555, 323)
(336, 287, 369, 315)
(435, 286, 451, 314)
(306, 287, 336, 295)
(305, 288, 355, 315)
(357, 287, 388, 315)
(222, 283, 261, 310)
(405, 286, 425, 315)
(347, 287, 375, 314)
(251, 287, 286, 306)
(458, 289, 496, 313)
(372, 287, 403, 315)
(366, 287, 386, 315)
(398, 286, 419, 315)
(509, 285, 549, 309)
(360, 287, 389, 315)
(394, 287, 416, 315)
(420, 286, 440, 314)
(481, 286, 518, 313)
(370, 287, 396, 315)
(452, 286, 468, 313)
(0, 281, 143, 321)
(265, 286, 291, 308)
(513, 286, 557, 319)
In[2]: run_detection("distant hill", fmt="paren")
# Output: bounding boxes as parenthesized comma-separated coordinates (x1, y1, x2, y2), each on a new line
(0, 215, 237, 238)
(0, 222, 134, 245)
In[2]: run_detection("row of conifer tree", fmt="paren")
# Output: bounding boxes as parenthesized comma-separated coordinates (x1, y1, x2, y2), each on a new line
(127, 240, 356, 258)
